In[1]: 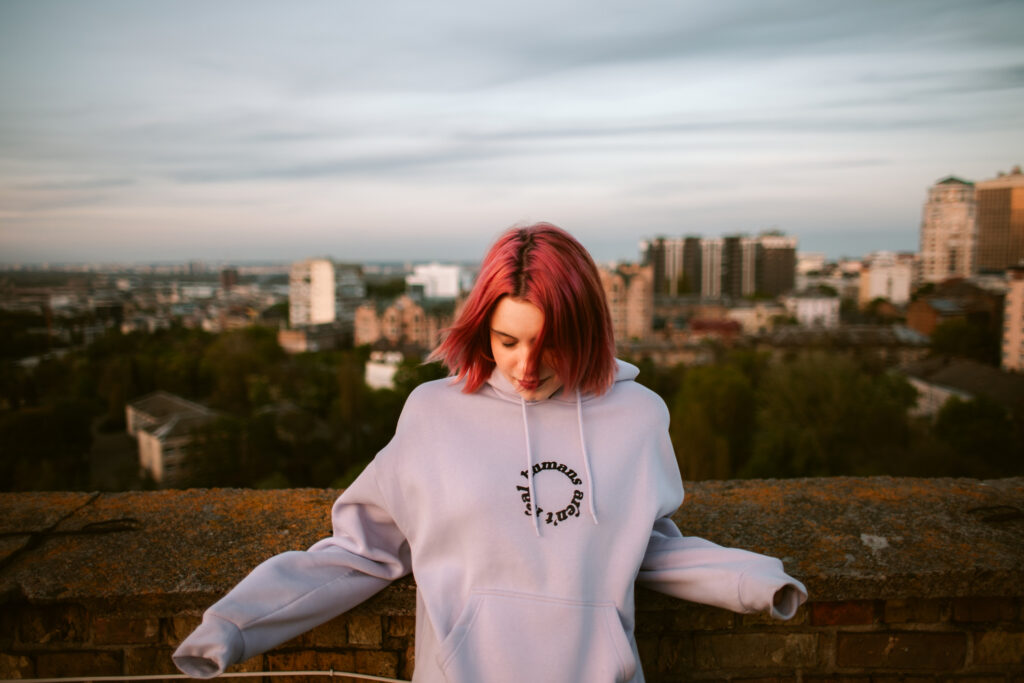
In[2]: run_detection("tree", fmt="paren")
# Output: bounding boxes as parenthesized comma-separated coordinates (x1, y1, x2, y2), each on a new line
(0, 400, 93, 491)
(930, 318, 1000, 365)
(933, 396, 1021, 477)
(742, 352, 917, 478)
(669, 364, 755, 480)
(201, 327, 285, 415)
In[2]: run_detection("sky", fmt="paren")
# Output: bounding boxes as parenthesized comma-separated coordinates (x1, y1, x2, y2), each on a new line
(1, 0, 1022, 265)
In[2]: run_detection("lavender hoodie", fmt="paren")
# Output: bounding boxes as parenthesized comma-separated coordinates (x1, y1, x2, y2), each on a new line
(173, 360, 807, 682)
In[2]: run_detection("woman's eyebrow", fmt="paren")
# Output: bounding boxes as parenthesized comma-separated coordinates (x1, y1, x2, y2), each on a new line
(491, 328, 516, 340)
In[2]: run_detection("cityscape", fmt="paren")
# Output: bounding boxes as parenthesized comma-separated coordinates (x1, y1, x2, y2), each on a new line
(2, 165, 1023, 491)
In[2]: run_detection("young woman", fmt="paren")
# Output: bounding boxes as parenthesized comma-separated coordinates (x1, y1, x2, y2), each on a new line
(173, 223, 807, 682)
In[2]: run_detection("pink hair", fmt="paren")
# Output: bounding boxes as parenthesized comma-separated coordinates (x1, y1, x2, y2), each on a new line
(430, 223, 616, 395)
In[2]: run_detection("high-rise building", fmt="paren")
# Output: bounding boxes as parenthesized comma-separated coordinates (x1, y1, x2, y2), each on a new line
(919, 176, 976, 282)
(756, 233, 797, 296)
(700, 238, 724, 299)
(722, 236, 758, 299)
(289, 258, 336, 328)
(1003, 266, 1024, 372)
(219, 267, 239, 292)
(643, 232, 796, 300)
(975, 166, 1024, 272)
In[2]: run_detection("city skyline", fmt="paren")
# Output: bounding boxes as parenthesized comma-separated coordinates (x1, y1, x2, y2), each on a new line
(2, 0, 1023, 265)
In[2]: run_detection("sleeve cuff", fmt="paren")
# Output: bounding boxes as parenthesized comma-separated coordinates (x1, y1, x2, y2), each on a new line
(172, 613, 245, 679)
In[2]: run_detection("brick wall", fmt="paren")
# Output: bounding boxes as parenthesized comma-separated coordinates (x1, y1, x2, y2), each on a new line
(1, 478, 1022, 682)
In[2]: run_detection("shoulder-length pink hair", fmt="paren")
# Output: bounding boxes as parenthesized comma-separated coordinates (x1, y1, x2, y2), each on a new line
(430, 222, 616, 395)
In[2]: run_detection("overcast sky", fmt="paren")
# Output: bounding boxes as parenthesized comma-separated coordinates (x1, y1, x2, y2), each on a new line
(1, 0, 1022, 265)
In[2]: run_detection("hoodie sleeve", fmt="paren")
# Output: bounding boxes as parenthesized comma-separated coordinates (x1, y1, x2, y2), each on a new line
(172, 461, 411, 679)
(637, 516, 807, 620)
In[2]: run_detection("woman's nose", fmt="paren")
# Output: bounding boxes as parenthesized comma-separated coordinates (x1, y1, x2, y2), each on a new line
(514, 351, 530, 378)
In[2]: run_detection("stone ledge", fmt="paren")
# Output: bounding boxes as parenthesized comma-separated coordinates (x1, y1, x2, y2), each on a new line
(1, 477, 1021, 612)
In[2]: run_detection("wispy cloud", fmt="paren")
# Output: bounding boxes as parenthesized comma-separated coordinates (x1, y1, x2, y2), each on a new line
(1, 0, 1022, 262)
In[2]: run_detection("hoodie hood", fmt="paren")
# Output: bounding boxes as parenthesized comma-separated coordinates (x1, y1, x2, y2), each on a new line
(484, 359, 640, 405)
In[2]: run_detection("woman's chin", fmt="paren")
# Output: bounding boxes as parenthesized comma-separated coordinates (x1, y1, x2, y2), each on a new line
(516, 378, 563, 401)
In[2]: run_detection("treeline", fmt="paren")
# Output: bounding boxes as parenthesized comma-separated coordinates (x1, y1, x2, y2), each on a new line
(630, 350, 1022, 481)
(1, 325, 445, 491)
(2, 324, 1021, 492)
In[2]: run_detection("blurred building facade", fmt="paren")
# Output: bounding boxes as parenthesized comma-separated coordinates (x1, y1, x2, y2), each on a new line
(641, 231, 796, 300)
(289, 258, 336, 327)
(599, 264, 654, 344)
(919, 176, 976, 283)
(1003, 266, 1024, 372)
(975, 166, 1024, 273)
(858, 252, 913, 308)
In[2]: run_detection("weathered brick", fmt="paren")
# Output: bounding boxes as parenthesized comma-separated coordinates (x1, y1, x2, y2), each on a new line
(299, 615, 348, 647)
(93, 616, 160, 645)
(952, 598, 1017, 624)
(656, 634, 695, 675)
(837, 632, 965, 669)
(637, 636, 658, 669)
(386, 615, 416, 638)
(347, 614, 382, 647)
(694, 633, 817, 670)
(671, 604, 735, 631)
(0, 608, 17, 645)
(125, 647, 178, 675)
(742, 605, 809, 627)
(266, 649, 354, 683)
(163, 615, 201, 646)
(940, 677, 1010, 683)
(973, 631, 1024, 665)
(804, 677, 871, 683)
(19, 605, 89, 645)
(355, 650, 399, 678)
(811, 600, 876, 626)
(0, 652, 33, 679)
(402, 642, 416, 681)
(884, 598, 943, 624)
(36, 651, 121, 677)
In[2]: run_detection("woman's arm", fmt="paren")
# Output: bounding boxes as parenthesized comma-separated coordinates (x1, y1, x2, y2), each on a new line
(172, 462, 411, 678)
(637, 516, 807, 620)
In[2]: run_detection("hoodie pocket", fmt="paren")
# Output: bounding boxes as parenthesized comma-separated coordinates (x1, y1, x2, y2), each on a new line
(438, 590, 636, 683)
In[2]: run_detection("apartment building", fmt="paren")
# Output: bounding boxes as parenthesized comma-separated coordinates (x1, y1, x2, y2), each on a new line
(858, 252, 913, 308)
(975, 166, 1024, 272)
(642, 232, 796, 300)
(1003, 266, 1024, 372)
(599, 264, 654, 344)
(354, 294, 451, 350)
(289, 258, 336, 327)
(919, 176, 976, 282)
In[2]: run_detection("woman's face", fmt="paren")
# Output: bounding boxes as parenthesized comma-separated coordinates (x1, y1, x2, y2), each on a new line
(489, 297, 563, 401)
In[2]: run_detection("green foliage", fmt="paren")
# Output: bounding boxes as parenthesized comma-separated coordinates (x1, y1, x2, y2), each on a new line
(202, 327, 286, 415)
(670, 364, 755, 480)
(365, 278, 407, 299)
(5, 314, 1020, 490)
(741, 352, 917, 478)
(929, 318, 1000, 365)
(0, 311, 55, 360)
(0, 399, 94, 491)
(932, 396, 1022, 477)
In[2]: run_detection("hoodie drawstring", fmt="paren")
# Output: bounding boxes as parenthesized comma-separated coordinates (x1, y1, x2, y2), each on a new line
(576, 389, 599, 525)
(519, 390, 599, 537)
(520, 397, 541, 537)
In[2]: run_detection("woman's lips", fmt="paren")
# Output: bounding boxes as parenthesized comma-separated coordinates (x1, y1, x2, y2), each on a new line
(515, 376, 553, 392)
